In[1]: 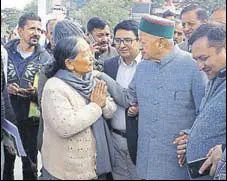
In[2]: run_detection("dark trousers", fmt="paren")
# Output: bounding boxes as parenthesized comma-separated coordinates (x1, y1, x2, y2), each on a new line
(3, 118, 39, 180)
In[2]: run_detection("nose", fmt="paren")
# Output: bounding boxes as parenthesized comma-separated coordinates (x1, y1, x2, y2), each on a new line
(139, 42, 144, 51)
(183, 23, 190, 32)
(198, 61, 205, 71)
(119, 41, 126, 48)
(33, 29, 41, 36)
(101, 36, 108, 43)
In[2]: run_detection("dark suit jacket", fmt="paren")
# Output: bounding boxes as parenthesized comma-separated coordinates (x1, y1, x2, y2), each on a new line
(104, 56, 138, 165)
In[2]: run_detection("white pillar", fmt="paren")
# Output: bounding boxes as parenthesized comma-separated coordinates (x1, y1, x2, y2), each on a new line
(38, 0, 47, 46)
(38, 0, 47, 29)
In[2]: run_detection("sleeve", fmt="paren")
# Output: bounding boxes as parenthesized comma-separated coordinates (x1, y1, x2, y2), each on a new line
(102, 95, 117, 119)
(99, 72, 138, 108)
(41, 86, 103, 138)
(38, 68, 48, 106)
(3, 83, 16, 124)
(191, 70, 208, 115)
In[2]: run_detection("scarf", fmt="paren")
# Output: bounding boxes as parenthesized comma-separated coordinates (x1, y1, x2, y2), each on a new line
(55, 69, 113, 176)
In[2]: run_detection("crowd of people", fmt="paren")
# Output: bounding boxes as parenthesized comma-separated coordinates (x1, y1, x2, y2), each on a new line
(1, 3, 226, 180)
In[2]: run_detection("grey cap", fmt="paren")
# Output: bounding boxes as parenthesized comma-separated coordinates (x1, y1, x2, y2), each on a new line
(53, 19, 84, 45)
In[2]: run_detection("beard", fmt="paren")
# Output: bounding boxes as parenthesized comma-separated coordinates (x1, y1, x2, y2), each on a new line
(29, 35, 40, 46)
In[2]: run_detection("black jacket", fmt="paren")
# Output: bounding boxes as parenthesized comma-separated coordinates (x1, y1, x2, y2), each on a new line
(1, 59, 16, 140)
(104, 56, 138, 165)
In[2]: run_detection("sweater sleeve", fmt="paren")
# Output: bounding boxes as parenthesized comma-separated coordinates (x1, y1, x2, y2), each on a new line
(42, 85, 102, 138)
(102, 95, 117, 119)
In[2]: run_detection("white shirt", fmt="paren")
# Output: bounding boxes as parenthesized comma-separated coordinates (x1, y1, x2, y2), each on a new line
(17, 46, 33, 59)
(111, 53, 142, 130)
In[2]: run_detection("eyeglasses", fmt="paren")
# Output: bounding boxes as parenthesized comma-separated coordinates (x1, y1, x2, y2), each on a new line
(114, 38, 138, 45)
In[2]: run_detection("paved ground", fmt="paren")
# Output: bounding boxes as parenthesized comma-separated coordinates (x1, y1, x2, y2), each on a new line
(15, 152, 42, 180)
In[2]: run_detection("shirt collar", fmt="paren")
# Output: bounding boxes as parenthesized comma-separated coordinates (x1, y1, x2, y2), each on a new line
(118, 52, 142, 66)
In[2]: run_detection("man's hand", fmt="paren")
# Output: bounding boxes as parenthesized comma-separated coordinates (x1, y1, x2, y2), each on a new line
(199, 145, 223, 176)
(173, 132, 188, 167)
(128, 104, 139, 117)
(8, 83, 20, 95)
(8, 82, 36, 98)
(90, 43, 101, 55)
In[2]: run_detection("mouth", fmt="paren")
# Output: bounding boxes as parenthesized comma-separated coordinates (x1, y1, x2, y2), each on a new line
(30, 37, 39, 43)
(119, 49, 129, 53)
(185, 32, 192, 38)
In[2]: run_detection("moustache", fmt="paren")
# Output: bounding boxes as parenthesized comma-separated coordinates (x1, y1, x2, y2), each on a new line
(98, 41, 108, 46)
(30, 35, 40, 40)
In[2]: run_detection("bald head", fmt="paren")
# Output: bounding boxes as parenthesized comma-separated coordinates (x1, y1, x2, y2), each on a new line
(211, 8, 226, 24)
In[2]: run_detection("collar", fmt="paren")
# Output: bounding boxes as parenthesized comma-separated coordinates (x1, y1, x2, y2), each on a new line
(118, 53, 142, 66)
(217, 68, 226, 79)
(160, 45, 179, 68)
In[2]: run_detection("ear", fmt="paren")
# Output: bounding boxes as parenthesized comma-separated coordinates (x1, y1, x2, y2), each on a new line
(158, 38, 167, 48)
(65, 59, 71, 70)
(17, 27, 23, 38)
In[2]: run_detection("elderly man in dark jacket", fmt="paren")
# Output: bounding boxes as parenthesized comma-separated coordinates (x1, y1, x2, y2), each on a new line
(3, 13, 50, 180)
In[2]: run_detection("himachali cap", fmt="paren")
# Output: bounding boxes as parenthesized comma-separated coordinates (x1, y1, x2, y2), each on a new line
(139, 14, 175, 39)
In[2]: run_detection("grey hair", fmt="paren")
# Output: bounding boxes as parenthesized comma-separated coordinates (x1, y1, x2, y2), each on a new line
(53, 19, 85, 45)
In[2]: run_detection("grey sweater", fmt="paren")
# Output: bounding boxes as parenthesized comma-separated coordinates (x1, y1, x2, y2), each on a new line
(186, 69, 226, 179)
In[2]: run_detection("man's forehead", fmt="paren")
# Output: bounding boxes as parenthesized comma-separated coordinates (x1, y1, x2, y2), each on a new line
(182, 10, 199, 21)
(192, 37, 209, 53)
(26, 20, 41, 27)
(93, 26, 110, 33)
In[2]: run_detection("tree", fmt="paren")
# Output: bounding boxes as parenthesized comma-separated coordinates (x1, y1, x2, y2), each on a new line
(23, 0, 38, 15)
(70, 0, 133, 30)
(1, 8, 23, 34)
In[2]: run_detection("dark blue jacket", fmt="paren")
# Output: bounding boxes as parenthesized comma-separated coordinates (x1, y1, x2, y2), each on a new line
(5, 39, 51, 122)
(104, 56, 138, 165)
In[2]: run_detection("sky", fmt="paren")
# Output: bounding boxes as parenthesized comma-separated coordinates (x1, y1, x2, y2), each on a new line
(1, 0, 32, 10)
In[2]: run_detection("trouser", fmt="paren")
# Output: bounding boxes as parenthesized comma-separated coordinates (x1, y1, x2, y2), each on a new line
(1, 141, 4, 180)
(111, 132, 140, 180)
(3, 118, 39, 180)
(214, 160, 226, 180)
(39, 167, 108, 180)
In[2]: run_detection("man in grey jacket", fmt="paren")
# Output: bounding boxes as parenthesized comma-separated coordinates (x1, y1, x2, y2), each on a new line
(95, 15, 208, 180)
(178, 23, 226, 180)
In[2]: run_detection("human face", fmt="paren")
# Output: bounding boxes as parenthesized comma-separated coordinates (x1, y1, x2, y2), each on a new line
(192, 37, 226, 80)
(92, 25, 111, 51)
(181, 10, 203, 39)
(18, 20, 42, 47)
(46, 20, 57, 49)
(174, 23, 184, 44)
(114, 29, 140, 62)
(68, 39, 94, 74)
(210, 9, 226, 24)
(139, 31, 160, 61)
